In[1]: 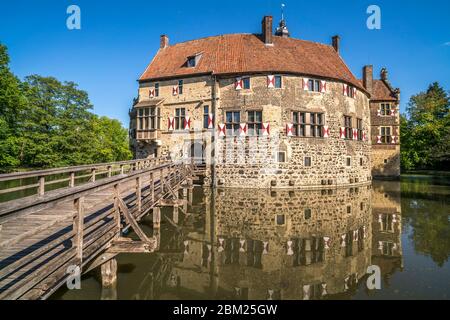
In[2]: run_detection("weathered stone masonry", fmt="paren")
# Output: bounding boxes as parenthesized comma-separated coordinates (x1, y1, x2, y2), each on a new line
(129, 15, 401, 188)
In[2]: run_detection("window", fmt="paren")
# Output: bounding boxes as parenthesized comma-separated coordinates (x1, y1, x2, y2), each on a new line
(380, 214, 395, 233)
(308, 79, 321, 92)
(137, 107, 160, 130)
(274, 75, 282, 88)
(360, 158, 364, 166)
(357, 118, 363, 141)
(344, 116, 352, 139)
(305, 209, 312, 220)
(310, 113, 324, 138)
(277, 152, 286, 163)
(346, 157, 351, 167)
(225, 111, 240, 136)
(380, 103, 392, 116)
(293, 112, 306, 137)
(154, 83, 160, 97)
(187, 57, 196, 68)
(178, 80, 184, 95)
(346, 85, 355, 98)
(248, 111, 263, 136)
(380, 127, 392, 144)
(304, 157, 312, 167)
(203, 105, 210, 129)
(276, 215, 286, 226)
(347, 206, 352, 214)
(242, 77, 251, 89)
(175, 108, 186, 130)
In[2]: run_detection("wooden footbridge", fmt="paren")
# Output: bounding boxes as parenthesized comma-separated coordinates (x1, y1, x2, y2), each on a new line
(0, 158, 195, 300)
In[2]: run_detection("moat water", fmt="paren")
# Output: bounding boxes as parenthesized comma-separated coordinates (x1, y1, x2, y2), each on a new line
(50, 175, 450, 300)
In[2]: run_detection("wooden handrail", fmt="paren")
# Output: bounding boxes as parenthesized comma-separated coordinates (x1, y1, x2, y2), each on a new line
(0, 160, 189, 223)
(0, 158, 168, 182)
(0, 158, 170, 200)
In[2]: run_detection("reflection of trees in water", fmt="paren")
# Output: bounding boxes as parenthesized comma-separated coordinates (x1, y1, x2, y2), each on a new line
(401, 180, 450, 267)
(404, 199, 450, 267)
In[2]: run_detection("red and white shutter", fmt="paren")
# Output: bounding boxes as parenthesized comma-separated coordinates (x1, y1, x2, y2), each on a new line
(208, 114, 214, 129)
(267, 75, 275, 88)
(352, 87, 357, 98)
(172, 86, 179, 96)
(286, 123, 294, 137)
(239, 123, 247, 137)
(218, 124, 226, 137)
(377, 109, 382, 117)
(340, 127, 346, 139)
(235, 78, 243, 90)
(320, 81, 327, 93)
(353, 128, 358, 140)
(391, 108, 397, 117)
(149, 88, 155, 98)
(363, 131, 367, 142)
(343, 84, 348, 96)
(262, 123, 270, 136)
(391, 136, 397, 144)
(302, 78, 310, 91)
(377, 135, 382, 144)
(323, 126, 330, 138)
(168, 117, 175, 131)
(184, 116, 191, 131)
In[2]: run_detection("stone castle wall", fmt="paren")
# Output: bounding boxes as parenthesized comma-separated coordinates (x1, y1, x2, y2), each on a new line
(131, 74, 373, 188)
(370, 101, 401, 178)
(216, 75, 372, 188)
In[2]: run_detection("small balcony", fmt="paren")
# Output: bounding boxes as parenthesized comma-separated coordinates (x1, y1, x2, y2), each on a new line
(136, 130, 159, 141)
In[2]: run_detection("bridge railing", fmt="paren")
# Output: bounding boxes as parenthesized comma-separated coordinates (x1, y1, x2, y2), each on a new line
(0, 158, 170, 202)
(0, 160, 194, 299)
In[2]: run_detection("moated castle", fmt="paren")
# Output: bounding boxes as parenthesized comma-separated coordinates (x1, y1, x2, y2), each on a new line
(129, 16, 400, 188)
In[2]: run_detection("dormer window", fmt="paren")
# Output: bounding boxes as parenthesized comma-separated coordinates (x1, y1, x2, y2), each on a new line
(186, 53, 202, 68)
(187, 57, 196, 68)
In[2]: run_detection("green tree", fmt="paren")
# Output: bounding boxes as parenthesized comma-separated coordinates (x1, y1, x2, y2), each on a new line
(0, 43, 132, 171)
(0, 44, 26, 168)
(91, 116, 133, 163)
(401, 82, 450, 170)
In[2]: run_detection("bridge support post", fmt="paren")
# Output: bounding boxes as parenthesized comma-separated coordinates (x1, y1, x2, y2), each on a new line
(153, 207, 161, 229)
(136, 177, 142, 214)
(101, 258, 117, 288)
(150, 172, 155, 204)
(73, 197, 85, 266)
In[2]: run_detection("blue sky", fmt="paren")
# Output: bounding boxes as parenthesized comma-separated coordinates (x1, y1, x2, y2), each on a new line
(0, 0, 449, 127)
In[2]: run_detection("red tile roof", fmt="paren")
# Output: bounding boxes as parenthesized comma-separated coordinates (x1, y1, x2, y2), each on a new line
(139, 34, 367, 92)
(372, 80, 398, 101)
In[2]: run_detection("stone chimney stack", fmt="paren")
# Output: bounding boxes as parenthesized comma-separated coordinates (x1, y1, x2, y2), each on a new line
(332, 35, 340, 53)
(262, 16, 273, 45)
(381, 67, 388, 81)
(160, 35, 169, 49)
(363, 65, 373, 94)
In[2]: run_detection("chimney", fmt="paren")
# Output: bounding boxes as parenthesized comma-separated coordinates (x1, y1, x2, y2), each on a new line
(332, 35, 340, 53)
(262, 16, 273, 45)
(380, 67, 388, 81)
(160, 35, 169, 49)
(363, 65, 373, 94)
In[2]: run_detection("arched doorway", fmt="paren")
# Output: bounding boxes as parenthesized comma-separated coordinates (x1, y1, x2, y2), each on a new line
(189, 141, 205, 165)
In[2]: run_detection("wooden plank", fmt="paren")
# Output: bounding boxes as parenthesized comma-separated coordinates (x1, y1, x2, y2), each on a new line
(106, 239, 157, 254)
(73, 197, 84, 264)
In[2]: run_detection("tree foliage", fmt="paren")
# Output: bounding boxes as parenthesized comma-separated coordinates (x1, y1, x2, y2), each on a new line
(401, 82, 450, 171)
(0, 43, 132, 171)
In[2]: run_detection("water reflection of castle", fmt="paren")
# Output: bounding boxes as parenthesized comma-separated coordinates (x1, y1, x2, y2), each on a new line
(156, 182, 402, 300)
